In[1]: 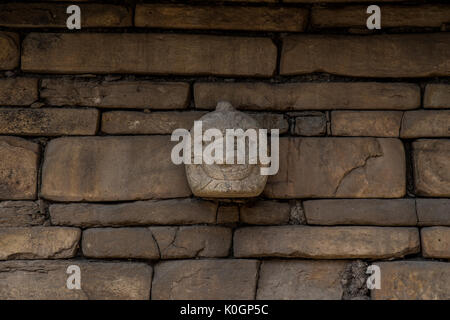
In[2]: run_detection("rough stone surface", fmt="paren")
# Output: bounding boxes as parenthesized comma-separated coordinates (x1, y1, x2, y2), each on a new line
(264, 138, 405, 199)
(136, 4, 307, 31)
(216, 206, 239, 224)
(401, 110, 450, 138)
(0, 78, 38, 106)
(0, 32, 19, 70)
(257, 260, 347, 300)
(0, 201, 45, 227)
(82, 228, 159, 259)
(0, 3, 132, 28)
(424, 84, 450, 109)
(251, 113, 289, 134)
(194, 82, 420, 110)
(152, 259, 259, 300)
(332, 111, 403, 137)
(41, 136, 191, 201)
(0, 137, 39, 200)
(150, 226, 232, 259)
(0, 260, 152, 300)
(413, 139, 450, 197)
(416, 199, 450, 226)
(303, 199, 417, 226)
(372, 261, 450, 300)
(50, 199, 217, 227)
(421, 227, 450, 259)
(234, 226, 420, 259)
(281, 34, 450, 77)
(22, 33, 276, 77)
(293, 112, 327, 136)
(240, 201, 290, 225)
(0, 227, 80, 260)
(41, 79, 190, 109)
(0, 108, 99, 136)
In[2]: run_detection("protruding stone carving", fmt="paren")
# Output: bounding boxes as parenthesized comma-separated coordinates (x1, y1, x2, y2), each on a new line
(185, 101, 268, 198)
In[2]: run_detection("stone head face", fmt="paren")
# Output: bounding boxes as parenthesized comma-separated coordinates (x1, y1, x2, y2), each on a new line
(185, 101, 268, 198)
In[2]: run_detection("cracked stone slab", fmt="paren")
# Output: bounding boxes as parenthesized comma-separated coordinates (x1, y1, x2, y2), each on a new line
(0, 227, 80, 260)
(152, 259, 259, 300)
(0, 201, 46, 227)
(421, 227, 450, 259)
(0, 260, 152, 300)
(264, 137, 405, 198)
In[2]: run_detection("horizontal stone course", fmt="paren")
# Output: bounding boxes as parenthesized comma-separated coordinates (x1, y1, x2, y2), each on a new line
(421, 227, 450, 259)
(331, 111, 402, 137)
(240, 201, 290, 225)
(416, 199, 450, 226)
(0, 78, 38, 106)
(292, 112, 327, 136)
(281, 34, 450, 78)
(424, 84, 450, 109)
(0, 260, 152, 300)
(22, 33, 276, 77)
(0, 201, 45, 227)
(0, 32, 19, 70)
(234, 226, 420, 259)
(401, 110, 450, 138)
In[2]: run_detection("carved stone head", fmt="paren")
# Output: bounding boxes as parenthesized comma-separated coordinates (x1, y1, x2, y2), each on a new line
(185, 101, 268, 198)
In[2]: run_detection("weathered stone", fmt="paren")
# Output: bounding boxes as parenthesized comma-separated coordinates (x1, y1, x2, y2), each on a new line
(216, 206, 239, 224)
(82, 228, 159, 259)
(264, 138, 405, 198)
(0, 201, 45, 227)
(312, 5, 450, 29)
(194, 82, 419, 110)
(135, 4, 307, 32)
(240, 201, 290, 225)
(372, 261, 450, 300)
(150, 226, 232, 259)
(152, 259, 258, 299)
(0, 227, 80, 260)
(257, 260, 348, 300)
(0, 3, 132, 28)
(281, 34, 450, 77)
(424, 84, 450, 109)
(293, 112, 327, 136)
(0, 32, 19, 70)
(421, 227, 450, 259)
(41, 136, 191, 201)
(401, 110, 450, 138)
(413, 140, 450, 197)
(0, 108, 99, 136)
(0, 78, 38, 105)
(234, 226, 420, 259)
(0, 137, 39, 200)
(50, 199, 217, 227)
(251, 113, 289, 134)
(417, 199, 450, 226)
(332, 111, 402, 137)
(41, 79, 190, 109)
(0, 260, 152, 300)
(22, 33, 276, 76)
(304, 199, 417, 226)
(286, 0, 406, 2)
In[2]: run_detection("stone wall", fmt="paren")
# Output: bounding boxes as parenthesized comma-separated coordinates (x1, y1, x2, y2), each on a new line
(0, 0, 449, 300)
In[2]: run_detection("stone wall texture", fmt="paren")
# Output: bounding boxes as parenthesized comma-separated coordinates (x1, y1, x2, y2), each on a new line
(0, 0, 448, 300)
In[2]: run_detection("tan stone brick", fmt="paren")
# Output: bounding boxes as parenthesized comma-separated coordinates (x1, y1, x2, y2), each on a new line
(0, 260, 152, 300)
(41, 79, 190, 109)
(421, 227, 450, 259)
(293, 112, 327, 136)
(0, 137, 39, 200)
(331, 111, 402, 137)
(152, 259, 259, 299)
(240, 201, 290, 225)
(0, 108, 99, 136)
(0, 78, 38, 105)
(150, 226, 232, 259)
(401, 110, 450, 138)
(22, 33, 276, 76)
(0, 201, 45, 227)
(194, 82, 419, 110)
(234, 226, 420, 259)
(264, 138, 405, 198)
(372, 261, 450, 300)
(0, 32, 19, 70)
(424, 84, 450, 109)
(135, 4, 307, 32)
(50, 199, 217, 227)
(216, 206, 239, 224)
(0, 3, 132, 28)
(417, 199, 450, 226)
(304, 199, 417, 226)
(413, 140, 450, 197)
(281, 34, 450, 77)
(41, 136, 191, 201)
(257, 260, 348, 300)
(0, 227, 80, 260)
